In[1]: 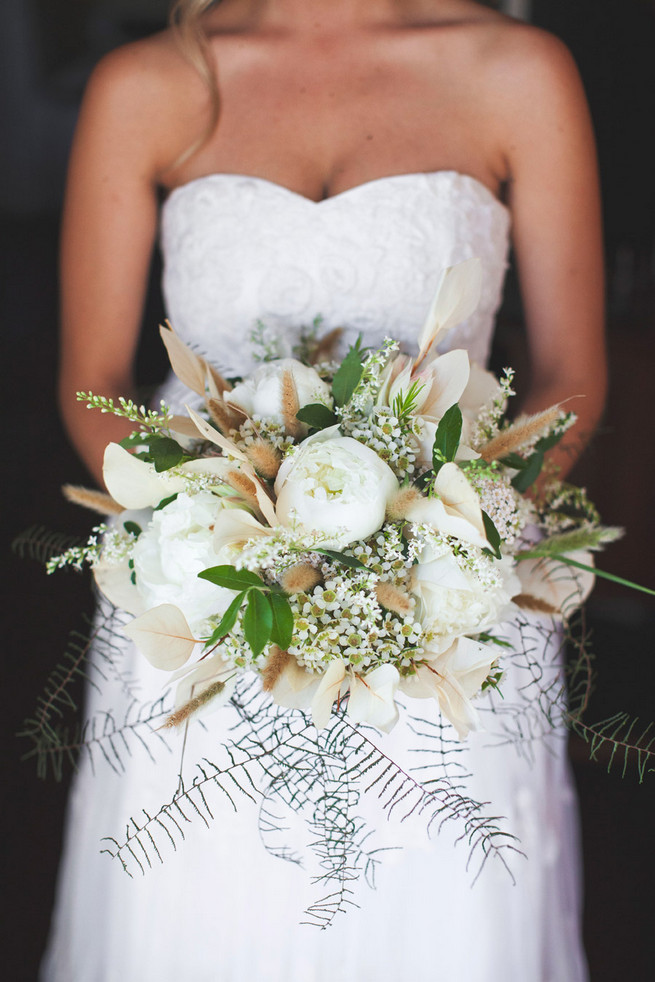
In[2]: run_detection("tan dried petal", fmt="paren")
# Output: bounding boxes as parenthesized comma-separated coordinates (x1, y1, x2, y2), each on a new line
(261, 646, 293, 692)
(62, 484, 124, 515)
(386, 486, 424, 522)
(513, 593, 559, 615)
(479, 406, 562, 462)
(280, 563, 322, 593)
(206, 397, 240, 435)
(375, 581, 413, 617)
(224, 468, 259, 508)
(246, 439, 282, 480)
(310, 327, 343, 365)
(161, 678, 227, 728)
(281, 369, 303, 440)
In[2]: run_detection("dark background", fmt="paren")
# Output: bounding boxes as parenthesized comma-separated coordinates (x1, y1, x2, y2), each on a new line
(2, 1, 654, 979)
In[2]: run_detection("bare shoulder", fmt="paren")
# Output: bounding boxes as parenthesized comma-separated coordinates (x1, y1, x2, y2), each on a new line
(470, 16, 587, 112)
(78, 30, 208, 178)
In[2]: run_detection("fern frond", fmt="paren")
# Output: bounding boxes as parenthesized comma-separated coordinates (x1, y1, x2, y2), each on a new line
(568, 713, 655, 782)
(12, 525, 87, 566)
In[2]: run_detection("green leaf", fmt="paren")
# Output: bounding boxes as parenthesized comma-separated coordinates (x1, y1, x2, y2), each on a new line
(535, 428, 565, 454)
(119, 432, 149, 450)
(198, 565, 266, 592)
(154, 493, 179, 511)
(313, 548, 368, 570)
(149, 435, 186, 472)
(481, 510, 502, 559)
(331, 345, 364, 407)
(499, 452, 528, 471)
(295, 403, 339, 430)
(511, 451, 544, 492)
(122, 521, 142, 538)
(268, 592, 295, 649)
(204, 591, 247, 646)
(432, 404, 463, 474)
(243, 590, 273, 656)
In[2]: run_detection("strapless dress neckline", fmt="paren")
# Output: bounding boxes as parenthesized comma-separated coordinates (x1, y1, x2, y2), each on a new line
(163, 169, 509, 214)
(159, 169, 511, 381)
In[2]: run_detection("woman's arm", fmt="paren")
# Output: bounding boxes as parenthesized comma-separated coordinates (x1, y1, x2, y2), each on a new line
(493, 28, 607, 482)
(58, 36, 202, 486)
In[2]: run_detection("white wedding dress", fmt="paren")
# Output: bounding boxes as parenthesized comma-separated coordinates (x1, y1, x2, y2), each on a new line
(42, 172, 588, 982)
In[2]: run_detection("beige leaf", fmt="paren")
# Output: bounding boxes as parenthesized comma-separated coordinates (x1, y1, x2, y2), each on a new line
(123, 603, 197, 670)
(159, 322, 207, 396)
(415, 258, 482, 369)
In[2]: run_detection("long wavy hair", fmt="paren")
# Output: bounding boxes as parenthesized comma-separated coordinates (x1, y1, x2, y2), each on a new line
(169, 1, 221, 165)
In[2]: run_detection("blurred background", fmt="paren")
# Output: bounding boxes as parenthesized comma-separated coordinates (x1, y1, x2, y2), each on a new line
(2, 1, 653, 978)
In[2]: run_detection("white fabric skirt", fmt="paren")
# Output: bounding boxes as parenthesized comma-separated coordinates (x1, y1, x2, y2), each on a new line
(41, 610, 588, 982)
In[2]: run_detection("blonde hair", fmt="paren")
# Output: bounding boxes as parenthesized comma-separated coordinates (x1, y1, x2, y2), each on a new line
(169, 1, 221, 166)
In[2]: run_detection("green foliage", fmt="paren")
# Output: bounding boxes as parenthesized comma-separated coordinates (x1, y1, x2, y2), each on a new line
(391, 379, 426, 424)
(481, 511, 502, 560)
(313, 548, 369, 571)
(204, 592, 248, 646)
(243, 590, 274, 656)
(198, 564, 296, 657)
(198, 566, 266, 591)
(331, 344, 364, 407)
(296, 403, 339, 430)
(510, 450, 544, 492)
(567, 713, 655, 782)
(12, 526, 89, 567)
(269, 591, 295, 649)
(79, 392, 171, 432)
(431, 404, 462, 475)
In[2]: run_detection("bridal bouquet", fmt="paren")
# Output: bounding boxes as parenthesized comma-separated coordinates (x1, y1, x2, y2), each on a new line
(50, 259, 618, 741)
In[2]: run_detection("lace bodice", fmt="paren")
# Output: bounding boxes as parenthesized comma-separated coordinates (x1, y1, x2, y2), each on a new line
(160, 171, 510, 381)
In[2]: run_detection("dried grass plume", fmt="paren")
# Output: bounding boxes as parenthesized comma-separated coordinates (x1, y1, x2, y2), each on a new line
(261, 646, 293, 692)
(62, 484, 124, 515)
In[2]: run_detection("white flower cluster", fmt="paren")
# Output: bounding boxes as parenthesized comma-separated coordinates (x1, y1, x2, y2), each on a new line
(234, 416, 295, 454)
(46, 524, 110, 573)
(469, 367, 515, 448)
(286, 577, 424, 674)
(342, 407, 419, 481)
(465, 467, 527, 547)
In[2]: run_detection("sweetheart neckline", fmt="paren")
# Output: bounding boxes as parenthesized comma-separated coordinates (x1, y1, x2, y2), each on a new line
(162, 170, 509, 215)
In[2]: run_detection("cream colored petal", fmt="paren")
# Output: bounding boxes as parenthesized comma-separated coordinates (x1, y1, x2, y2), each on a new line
(435, 463, 486, 538)
(212, 508, 272, 552)
(347, 665, 400, 732)
(93, 557, 146, 616)
(270, 659, 320, 711)
(167, 414, 205, 438)
(159, 323, 207, 396)
(122, 603, 198, 670)
(405, 494, 488, 550)
(419, 349, 471, 418)
(185, 406, 249, 462)
(311, 658, 348, 729)
(415, 258, 482, 367)
(460, 363, 501, 417)
(445, 637, 499, 699)
(433, 670, 481, 739)
(515, 550, 595, 619)
(102, 443, 186, 509)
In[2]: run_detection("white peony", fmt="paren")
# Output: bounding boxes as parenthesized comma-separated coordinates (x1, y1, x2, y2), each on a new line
(131, 491, 239, 629)
(225, 358, 332, 426)
(410, 544, 520, 654)
(274, 428, 399, 548)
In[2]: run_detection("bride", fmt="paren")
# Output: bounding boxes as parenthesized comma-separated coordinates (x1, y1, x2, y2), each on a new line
(44, 1, 606, 980)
